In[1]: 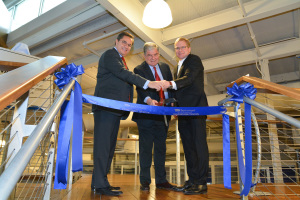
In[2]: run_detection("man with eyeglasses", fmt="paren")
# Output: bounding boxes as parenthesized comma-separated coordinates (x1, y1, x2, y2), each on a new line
(132, 42, 179, 192)
(92, 32, 163, 196)
(162, 37, 209, 195)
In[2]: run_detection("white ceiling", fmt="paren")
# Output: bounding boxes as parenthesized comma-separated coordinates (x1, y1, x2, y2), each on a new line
(4, 0, 300, 112)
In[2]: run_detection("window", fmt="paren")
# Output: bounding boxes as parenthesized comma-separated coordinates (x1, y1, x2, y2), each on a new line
(41, 0, 65, 14)
(9, 0, 66, 31)
(11, 0, 40, 31)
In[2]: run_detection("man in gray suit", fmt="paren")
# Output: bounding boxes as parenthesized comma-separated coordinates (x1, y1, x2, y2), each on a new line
(91, 32, 162, 196)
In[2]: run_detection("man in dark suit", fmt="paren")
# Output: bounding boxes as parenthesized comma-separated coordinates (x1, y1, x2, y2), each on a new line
(163, 37, 209, 195)
(132, 42, 178, 191)
(91, 32, 162, 196)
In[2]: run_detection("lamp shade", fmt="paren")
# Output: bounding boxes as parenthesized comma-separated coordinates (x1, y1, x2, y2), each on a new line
(142, 0, 172, 29)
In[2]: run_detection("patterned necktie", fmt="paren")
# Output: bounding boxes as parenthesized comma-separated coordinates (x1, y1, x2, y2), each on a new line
(121, 57, 128, 70)
(153, 66, 165, 103)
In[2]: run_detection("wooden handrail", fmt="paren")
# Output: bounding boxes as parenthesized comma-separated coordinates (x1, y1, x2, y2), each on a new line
(0, 61, 28, 71)
(0, 56, 67, 111)
(227, 76, 300, 101)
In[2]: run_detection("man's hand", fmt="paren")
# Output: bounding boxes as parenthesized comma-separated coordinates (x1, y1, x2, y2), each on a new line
(148, 81, 162, 91)
(146, 98, 158, 106)
(161, 80, 171, 90)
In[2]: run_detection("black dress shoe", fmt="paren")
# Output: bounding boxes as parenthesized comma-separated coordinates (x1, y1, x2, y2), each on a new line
(156, 182, 181, 191)
(140, 182, 150, 191)
(95, 187, 123, 196)
(177, 180, 193, 192)
(91, 185, 121, 191)
(110, 186, 121, 190)
(183, 184, 207, 195)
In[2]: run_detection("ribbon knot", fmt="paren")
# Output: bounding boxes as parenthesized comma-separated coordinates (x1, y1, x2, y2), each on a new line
(53, 63, 84, 189)
(222, 82, 257, 196)
(227, 82, 257, 103)
(54, 63, 84, 89)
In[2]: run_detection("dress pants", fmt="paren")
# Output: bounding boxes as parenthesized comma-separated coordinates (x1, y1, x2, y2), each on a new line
(92, 109, 121, 188)
(178, 115, 208, 185)
(137, 120, 168, 184)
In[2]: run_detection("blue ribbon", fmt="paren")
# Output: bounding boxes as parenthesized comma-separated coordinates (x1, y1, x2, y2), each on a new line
(82, 94, 226, 116)
(53, 64, 227, 189)
(223, 82, 256, 196)
(54, 63, 84, 189)
(222, 114, 231, 189)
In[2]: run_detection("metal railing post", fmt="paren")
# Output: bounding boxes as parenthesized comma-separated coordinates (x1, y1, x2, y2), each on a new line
(43, 123, 57, 200)
(0, 79, 75, 200)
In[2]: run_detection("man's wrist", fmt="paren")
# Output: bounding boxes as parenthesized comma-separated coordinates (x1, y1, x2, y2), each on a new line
(168, 81, 173, 89)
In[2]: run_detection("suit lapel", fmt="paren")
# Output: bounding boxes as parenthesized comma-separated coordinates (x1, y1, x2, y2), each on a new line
(113, 48, 125, 67)
(158, 63, 167, 80)
(177, 54, 190, 78)
(178, 65, 184, 78)
(174, 65, 178, 79)
(143, 61, 156, 81)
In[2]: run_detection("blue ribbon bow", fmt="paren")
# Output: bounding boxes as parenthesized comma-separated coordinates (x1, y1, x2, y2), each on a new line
(53, 63, 84, 189)
(52, 64, 227, 189)
(227, 82, 257, 103)
(54, 63, 84, 90)
(222, 82, 256, 196)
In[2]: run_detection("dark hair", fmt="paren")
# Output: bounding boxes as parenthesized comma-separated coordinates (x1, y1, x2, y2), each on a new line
(116, 31, 134, 45)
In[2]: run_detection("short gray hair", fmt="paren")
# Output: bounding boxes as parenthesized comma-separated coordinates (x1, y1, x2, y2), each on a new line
(143, 42, 159, 55)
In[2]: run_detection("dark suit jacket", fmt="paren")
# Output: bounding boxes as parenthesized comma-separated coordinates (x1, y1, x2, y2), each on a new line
(92, 48, 147, 119)
(174, 54, 208, 108)
(132, 61, 173, 123)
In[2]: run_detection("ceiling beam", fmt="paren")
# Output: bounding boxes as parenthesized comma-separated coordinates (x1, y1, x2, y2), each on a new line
(215, 71, 300, 92)
(74, 37, 300, 79)
(0, 47, 39, 63)
(31, 14, 118, 55)
(96, 0, 177, 66)
(203, 38, 300, 73)
(162, 0, 300, 45)
(7, 2, 106, 48)
(70, 36, 145, 69)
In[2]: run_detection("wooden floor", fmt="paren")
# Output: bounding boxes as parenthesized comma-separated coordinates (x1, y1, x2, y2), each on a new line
(50, 173, 300, 200)
(50, 174, 242, 200)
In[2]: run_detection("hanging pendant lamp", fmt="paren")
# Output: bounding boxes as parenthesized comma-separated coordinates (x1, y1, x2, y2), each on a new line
(142, 0, 172, 29)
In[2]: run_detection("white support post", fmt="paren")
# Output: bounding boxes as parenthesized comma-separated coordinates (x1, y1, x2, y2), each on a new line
(134, 140, 138, 175)
(260, 59, 284, 183)
(6, 92, 29, 168)
(211, 164, 215, 184)
(175, 119, 181, 185)
(169, 167, 173, 183)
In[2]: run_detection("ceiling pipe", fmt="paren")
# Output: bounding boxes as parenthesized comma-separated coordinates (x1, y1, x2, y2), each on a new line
(238, 0, 262, 57)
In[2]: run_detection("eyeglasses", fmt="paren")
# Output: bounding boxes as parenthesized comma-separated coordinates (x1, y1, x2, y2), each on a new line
(121, 40, 132, 48)
(175, 46, 187, 51)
